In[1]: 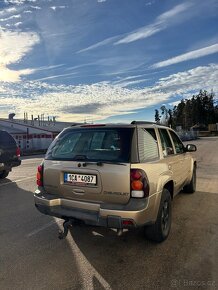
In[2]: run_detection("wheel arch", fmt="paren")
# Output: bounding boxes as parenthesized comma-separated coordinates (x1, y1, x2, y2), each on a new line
(163, 180, 174, 200)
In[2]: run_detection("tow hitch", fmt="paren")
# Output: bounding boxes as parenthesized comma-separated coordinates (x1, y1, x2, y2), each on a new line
(117, 229, 123, 236)
(58, 219, 73, 239)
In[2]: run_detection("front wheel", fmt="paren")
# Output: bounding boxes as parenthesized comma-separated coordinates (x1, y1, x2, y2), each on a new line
(0, 170, 9, 179)
(145, 189, 172, 243)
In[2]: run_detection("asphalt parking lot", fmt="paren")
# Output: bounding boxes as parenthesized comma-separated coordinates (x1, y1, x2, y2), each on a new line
(0, 137, 217, 290)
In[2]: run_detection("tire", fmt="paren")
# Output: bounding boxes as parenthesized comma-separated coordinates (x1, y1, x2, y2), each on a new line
(183, 165, 196, 194)
(145, 189, 172, 243)
(0, 170, 9, 179)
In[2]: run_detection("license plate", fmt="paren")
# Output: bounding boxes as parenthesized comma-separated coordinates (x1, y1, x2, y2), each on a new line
(64, 173, 97, 185)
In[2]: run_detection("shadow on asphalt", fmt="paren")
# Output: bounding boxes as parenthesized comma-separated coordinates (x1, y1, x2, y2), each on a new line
(2, 180, 216, 289)
(0, 181, 83, 290)
(69, 224, 160, 289)
(0, 176, 13, 186)
(68, 189, 218, 289)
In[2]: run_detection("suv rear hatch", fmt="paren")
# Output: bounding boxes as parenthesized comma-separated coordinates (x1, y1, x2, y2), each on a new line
(43, 127, 134, 205)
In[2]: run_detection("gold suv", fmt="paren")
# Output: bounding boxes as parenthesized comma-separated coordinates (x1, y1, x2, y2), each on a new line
(34, 121, 197, 242)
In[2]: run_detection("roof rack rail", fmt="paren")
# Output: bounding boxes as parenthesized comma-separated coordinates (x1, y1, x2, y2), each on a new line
(131, 121, 156, 125)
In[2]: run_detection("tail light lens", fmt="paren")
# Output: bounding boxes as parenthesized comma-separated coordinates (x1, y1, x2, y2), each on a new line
(37, 164, 43, 186)
(122, 219, 134, 227)
(16, 147, 20, 157)
(130, 169, 149, 198)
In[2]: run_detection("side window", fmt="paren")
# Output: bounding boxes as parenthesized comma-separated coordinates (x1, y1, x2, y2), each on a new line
(169, 131, 185, 154)
(138, 128, 159, 162)
(159, 129, 174, 157)
(146, 128, 157, 140)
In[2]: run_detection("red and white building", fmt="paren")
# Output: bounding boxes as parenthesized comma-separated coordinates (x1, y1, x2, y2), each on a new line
(0, 117, 80, 153)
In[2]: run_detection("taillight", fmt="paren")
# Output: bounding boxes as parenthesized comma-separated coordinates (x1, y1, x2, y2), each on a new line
(37, 164, 43, 186)
(16, 147, 20, 157)
(130, 169, 149, 198)
(122, 220, 134, 227)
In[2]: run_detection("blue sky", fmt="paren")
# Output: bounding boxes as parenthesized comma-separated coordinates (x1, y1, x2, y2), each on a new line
(0, 0, 218, 123)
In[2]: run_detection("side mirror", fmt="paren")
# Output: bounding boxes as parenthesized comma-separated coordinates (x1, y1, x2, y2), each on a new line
(186, 144, 197, 152)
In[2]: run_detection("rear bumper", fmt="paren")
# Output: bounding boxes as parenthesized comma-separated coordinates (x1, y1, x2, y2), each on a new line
(34, 189, 161, 228)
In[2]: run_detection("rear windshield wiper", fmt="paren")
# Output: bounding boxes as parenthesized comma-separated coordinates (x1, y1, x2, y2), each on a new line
(74, 155, 88, 161)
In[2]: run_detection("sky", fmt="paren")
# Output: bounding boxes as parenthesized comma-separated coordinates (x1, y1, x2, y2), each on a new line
(0, 0, 218, 123)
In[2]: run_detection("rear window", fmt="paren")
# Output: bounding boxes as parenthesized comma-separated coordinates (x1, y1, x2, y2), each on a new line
(0, 131, 16, 148)
(45, 128, 134, 163)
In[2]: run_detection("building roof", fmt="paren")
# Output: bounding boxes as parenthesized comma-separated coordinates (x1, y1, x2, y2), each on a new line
(0, 118, 81, 133)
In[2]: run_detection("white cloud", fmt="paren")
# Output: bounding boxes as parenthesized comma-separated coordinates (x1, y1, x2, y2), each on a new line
(168, 100, 182, 107)
(145, 1, 155, 6)
(78, 3, 191, 52)
(50, 6, 66, 11)
(114, 79, 148, 88)
(0, 64, 217, 121)
(34, 72, 77, 82)
(4, 0, 37, 4)
(157, 3, 190, 22)
(33, 64, 65, 71)
(30, 6, 41, 10)
(0, 14, 21, 22)
(152, 64, 218, 95)
(0, 29, 40, 82)
(151, 44, 218, 68)
(0, 67, 35, 82)
(4, 0, 25, 4)
(0, 29, 40, 65)
(115, 24, 162, 44)
(0, 7, 17, 16)
(77, 35, 120, 53)
(115, 3, 192, 44)
(14, 22, 22, 27)
(113, 74, 145, 84)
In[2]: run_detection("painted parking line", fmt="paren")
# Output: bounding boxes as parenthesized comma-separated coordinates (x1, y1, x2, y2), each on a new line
(27, 220, 59, 237)
(27, 217, 112, 289)
(22, 158, 43, 161)
(27, 218, 62, 237)
(0, 176, 35, 187)
(59, 222, 112, 290)
(21, 160, 43, 164)
(21, 162, 42, 166)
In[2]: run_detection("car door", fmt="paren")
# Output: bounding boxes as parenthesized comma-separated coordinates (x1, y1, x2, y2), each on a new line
(158, 128, 185, 194)
(168, 130, 191, 186)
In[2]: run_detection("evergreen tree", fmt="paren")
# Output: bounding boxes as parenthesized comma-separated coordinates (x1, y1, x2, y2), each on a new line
(155, 109, 161, 123)
(154, 90, 217, 129)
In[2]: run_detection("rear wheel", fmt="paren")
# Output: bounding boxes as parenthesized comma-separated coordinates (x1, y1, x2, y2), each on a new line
(0, 170, 9, 179)
(145, 189, 172, 243)
(183, 165, 196, 194)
